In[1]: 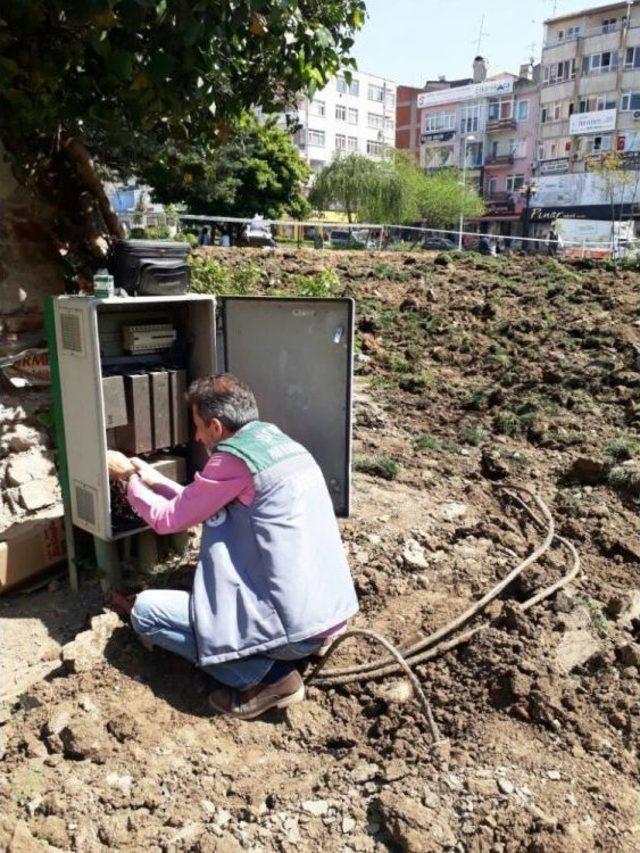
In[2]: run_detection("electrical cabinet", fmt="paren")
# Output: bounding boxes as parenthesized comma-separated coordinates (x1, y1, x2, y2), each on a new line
(51, 294, 353, 543)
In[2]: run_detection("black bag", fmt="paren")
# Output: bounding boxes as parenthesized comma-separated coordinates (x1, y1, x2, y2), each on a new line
(112, 240, 191, 295)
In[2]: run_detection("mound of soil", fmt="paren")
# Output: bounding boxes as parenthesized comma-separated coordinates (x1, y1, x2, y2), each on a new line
(1, 249, 639, 852)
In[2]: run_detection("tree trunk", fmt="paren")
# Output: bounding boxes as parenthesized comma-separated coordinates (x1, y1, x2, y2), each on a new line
(63, 138, 125, 243)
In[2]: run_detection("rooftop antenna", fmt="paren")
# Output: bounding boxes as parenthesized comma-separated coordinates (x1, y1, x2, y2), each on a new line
(474, 14, 489, 54)
(528, 41, 538, 64)
(544, 0, 560, 16)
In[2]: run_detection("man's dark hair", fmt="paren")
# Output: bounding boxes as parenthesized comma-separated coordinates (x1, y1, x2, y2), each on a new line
(187, 373, 259, 431)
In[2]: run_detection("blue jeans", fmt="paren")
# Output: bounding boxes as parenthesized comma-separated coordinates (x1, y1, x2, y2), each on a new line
(130, 589, 322, 690)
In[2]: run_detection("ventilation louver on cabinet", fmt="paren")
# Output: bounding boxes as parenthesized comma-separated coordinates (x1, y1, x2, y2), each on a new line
(75, 483, 96, 528)
(59, 310, 85, 356)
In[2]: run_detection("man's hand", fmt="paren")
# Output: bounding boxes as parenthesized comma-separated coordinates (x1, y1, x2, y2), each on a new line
(130, 457, 164, 489)
(107, 450, 136, 481)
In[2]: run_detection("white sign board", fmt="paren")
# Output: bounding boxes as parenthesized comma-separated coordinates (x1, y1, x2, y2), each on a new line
(557, 218, 634, 245)
(533, 172, 640, 207)
(417, 77, 514, 109)
(569, 109, 616, 135)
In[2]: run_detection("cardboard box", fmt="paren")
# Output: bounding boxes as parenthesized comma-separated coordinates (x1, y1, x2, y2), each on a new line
(0, 513, 67, 593)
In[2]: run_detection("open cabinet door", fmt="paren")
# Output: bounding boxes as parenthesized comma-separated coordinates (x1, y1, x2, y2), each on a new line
(220, 297, 353, 516)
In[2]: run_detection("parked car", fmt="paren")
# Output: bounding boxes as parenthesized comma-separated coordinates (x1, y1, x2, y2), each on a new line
(238, 216, 276, 248)
(423, 237, 457, 251)
(330, 229, 375, 250)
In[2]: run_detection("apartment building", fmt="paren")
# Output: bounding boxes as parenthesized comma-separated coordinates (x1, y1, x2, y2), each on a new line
(395, 85, 428, 161)
(536, 1, 640, 221)
(414, 58, 539, 236)
(289, 71, 397, 175)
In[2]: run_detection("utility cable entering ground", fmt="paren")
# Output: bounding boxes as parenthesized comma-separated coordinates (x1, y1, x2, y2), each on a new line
(309, 487, 581, 741)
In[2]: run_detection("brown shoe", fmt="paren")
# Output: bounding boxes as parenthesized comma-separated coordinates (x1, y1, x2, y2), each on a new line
(208, 670, 305, 720)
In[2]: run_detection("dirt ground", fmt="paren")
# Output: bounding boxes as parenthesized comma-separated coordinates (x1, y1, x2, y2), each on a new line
(1, 248, 640, 852)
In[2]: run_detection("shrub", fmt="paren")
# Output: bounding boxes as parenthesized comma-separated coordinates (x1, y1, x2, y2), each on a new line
(603, 434, 640, 462)
(353, 455, 400, 480)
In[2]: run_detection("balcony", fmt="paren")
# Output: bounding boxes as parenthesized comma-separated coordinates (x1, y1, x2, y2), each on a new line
(485, 152, 515, 166)
(483, 192, 524, 216)
(486, 117, 517, 132)
(543, 20, 626, 48)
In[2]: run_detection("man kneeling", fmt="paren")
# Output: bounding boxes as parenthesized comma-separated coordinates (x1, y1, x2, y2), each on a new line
(107, 374, 358, 719)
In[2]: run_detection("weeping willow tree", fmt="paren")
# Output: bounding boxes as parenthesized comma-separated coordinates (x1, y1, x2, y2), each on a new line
(309, 153, 378, 222)
(310, 151, 483, 226)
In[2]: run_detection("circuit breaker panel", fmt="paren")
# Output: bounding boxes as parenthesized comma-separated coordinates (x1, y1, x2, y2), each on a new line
(53, 295, 215, 540)
(53, 293, 353, 542)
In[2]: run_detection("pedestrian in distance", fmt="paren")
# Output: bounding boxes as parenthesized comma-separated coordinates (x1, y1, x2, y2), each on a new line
(197, 225, 212, 246)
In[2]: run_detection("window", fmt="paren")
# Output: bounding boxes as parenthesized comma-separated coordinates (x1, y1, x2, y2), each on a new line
(506, 175, 525, 192)
(625, 47, 640, 69)
(385, 90, 395, 108)
(618, 130, 640, 152)
(335, 133, 346, 150)
(348, 108, 358, 124)
(621, 92, 640, 112)
(310, 159, 325, 175)
(367, 112, 384, 130)
(512, 139, 526, 158)
(310, 99, 325, 117)
(516, 100, 529, 122)
(366, 139, 383, 156)
(425, 112, 455, 133)
(578, 94, 616, 112)
(385, 117, 394, 133)
(567, 25, 580, 38)
(460, 104, 481, 133)
(308, 129, 325, 147)
(347, 136, 358, 152)
(465, 141, 483, 167)
(335, 104, 346, 121)
(487, 177, 498, 195)
(368, 84, 384, 102)
(336, 76, 347, 94)
(423, 146, 454, 169)
(490, 139, 518, 159)
(542, 102, 563, 123)
(582, 51, 619, 74)
(602, 17, 617, 33)
(545, 59, 575, 84)
(488, 98, 513, 121)
(348, 78, 359, 97)
(586, 134, 612, 154)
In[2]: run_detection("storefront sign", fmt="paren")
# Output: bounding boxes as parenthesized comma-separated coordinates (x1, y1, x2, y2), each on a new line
(530, 203, 640, 221)
(417, 77, 514, 109)
(420, 130, 456, 143)
(539, 158, 569, 174)
(569, 109, 616, 135)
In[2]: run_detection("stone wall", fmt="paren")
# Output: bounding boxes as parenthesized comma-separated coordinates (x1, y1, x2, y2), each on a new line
(1, 144, 64, 539)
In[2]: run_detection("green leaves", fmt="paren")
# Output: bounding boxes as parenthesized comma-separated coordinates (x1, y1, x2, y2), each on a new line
(142, 112, 311, 220)
(0, 0, 364, 241)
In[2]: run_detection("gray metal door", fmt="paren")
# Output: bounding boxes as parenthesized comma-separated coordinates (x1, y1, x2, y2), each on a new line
(220, 297, 353, 516)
